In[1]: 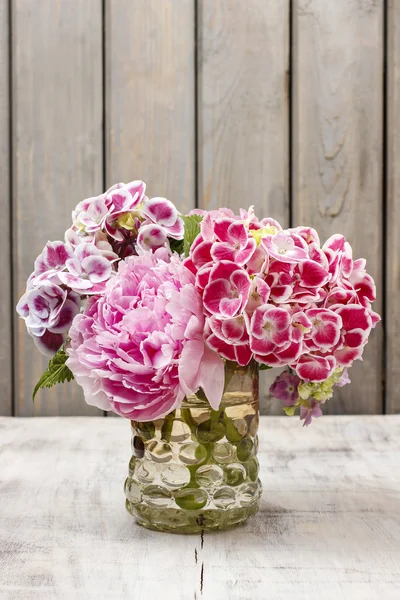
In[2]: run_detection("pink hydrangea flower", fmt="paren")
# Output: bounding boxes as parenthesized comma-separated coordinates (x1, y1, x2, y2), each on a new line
(336, 368, 351, 387)
(210, 218, 257, 265)
(72, 180, 184, 252)
(33, 241, 74, 283)
(261, 232, 309, 263)
(205, 315, 252, 366)
(16, 281, 80, 356)
(203, 261, 251, 318)
(270, 371, 300, 406)
(295, 354, 336, 382)
(300, 400, 323, 427)
(58, 243, 114, 294)
(66, 251, 224, 420)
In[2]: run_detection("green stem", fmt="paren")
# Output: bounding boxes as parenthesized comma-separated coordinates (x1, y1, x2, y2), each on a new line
(161, 410, 175, 442)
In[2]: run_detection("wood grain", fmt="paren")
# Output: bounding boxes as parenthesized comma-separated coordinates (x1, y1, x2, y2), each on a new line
(0, 415, 399, 599)
(105, 0, 195, 214)
(197, 0, 290, 414)
(12, 0, 103, 416)
(105, 0, 195, 417)
(0, 0, 11, 416)
(292, 0, 384, 414)
(386, 0, 400, 414)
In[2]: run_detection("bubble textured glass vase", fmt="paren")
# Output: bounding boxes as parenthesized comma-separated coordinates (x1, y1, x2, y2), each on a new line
(125, 362, 261, 533)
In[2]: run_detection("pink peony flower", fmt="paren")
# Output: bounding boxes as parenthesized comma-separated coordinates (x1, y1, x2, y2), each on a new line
(16, 281, 80, 355)
(66, 251, 224, 420)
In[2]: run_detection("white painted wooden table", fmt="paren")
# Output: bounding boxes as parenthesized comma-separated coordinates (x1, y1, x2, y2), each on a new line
(1, 416, 399, 600)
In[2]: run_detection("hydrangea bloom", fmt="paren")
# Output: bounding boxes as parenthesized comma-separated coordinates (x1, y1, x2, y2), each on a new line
(16, 281, 80, 355)
(66, 251, 224, 420)
(72, 180, 184, 248)
(185, 208, 379, 385)
(16, 181, 184, 360)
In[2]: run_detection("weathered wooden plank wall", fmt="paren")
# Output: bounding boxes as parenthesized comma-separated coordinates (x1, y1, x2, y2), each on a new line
(387, 0, 400, 415)
(4, 0, 391, 416)
(0, 0, 11, 416)
(105, 0, 195, 213)
(105, 0, 195, 416)
(12, 0, 103, 416)
(292, 0, 384, 414)
(197, 0, 290, 414)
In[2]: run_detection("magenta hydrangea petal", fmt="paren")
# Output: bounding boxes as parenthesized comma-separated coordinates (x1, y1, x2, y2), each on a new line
(137, 224, 167, 250)
(33, 330, 65, 356)
(295, 354, 336, 382)
(82, 255, 112, 283)
(142, 197, 178, 227)
(162, 216, 184, 240)
(48, 298, 80, 333)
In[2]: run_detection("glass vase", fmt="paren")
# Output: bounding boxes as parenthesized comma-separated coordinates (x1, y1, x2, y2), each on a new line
(124, 361, 261, 533)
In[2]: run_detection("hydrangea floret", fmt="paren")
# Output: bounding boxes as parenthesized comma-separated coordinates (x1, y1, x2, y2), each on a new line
(17, 180, 380, 425)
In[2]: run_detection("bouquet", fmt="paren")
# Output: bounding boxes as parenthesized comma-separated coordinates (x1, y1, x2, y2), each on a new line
(17, 180, 380, 426)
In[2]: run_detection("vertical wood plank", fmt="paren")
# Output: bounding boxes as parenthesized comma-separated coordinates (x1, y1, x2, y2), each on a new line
(0, 0, 11, 415)
(387, 0, 400, 413)
(292, 0, 383, 414)
(13, 0, 103, 416)
(197, 0, 290, 414)
(105, 0, 195, 214)
(105, 0, 195, 416)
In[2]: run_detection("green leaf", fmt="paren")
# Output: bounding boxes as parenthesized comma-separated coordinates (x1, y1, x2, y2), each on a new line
(169, 237, 184, 255)
(258, 364, 272, 371)
(33, 348, 74, 401)
(195, 387, 208, 403)
(282, 405, 296, 417)
(182, 215, 203, 256)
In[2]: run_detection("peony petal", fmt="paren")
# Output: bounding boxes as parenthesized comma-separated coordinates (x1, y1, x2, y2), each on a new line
(196, 344, 225, 409)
